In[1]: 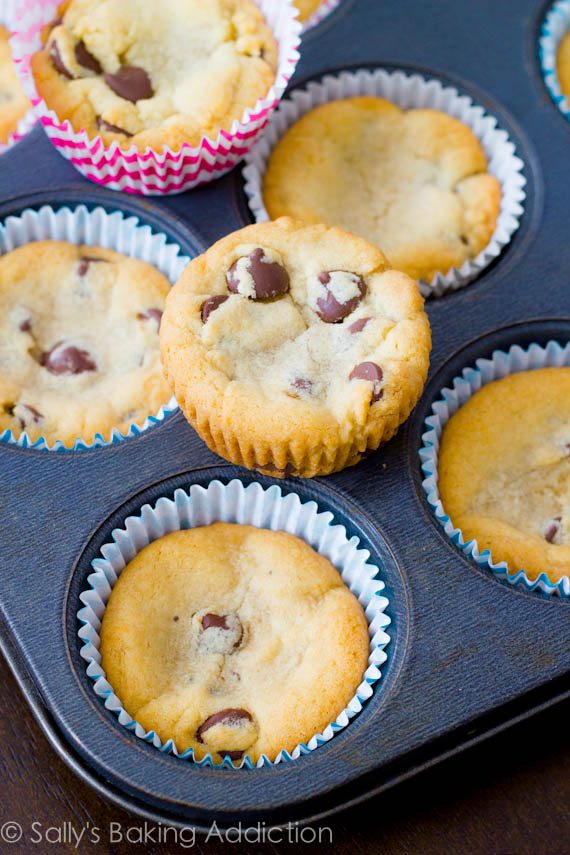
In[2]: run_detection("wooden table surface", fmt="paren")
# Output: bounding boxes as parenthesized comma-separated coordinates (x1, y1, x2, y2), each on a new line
(1, 656, 568, 854)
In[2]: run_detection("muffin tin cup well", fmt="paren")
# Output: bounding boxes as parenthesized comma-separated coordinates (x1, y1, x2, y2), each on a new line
(11, 0, 301, 195)
(77, 478, 391, 769)
(420, 340, 570, 598)
(539, 0, 570, 121)
(0, 202, 187, 450)
(0, 2, 36, 155)
(243, 67, 527, 298)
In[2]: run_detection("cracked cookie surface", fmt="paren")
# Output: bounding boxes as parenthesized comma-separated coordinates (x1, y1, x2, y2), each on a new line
(0, 240, 172, 446)
(160, 218, 431, 478)
(0, 25, 31, 145)
(263, 96, 501, 282)
(438, 367, 570, 583)
(31, 0, 277, 151)
(99, 523, 370, 762)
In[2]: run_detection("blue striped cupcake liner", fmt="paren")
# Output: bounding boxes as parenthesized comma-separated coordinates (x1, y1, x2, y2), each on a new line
(78, 479, 391, 768)
(0, 204, 189, 451)
(539, 0, 570, 120)
(420, 340, 570, 597)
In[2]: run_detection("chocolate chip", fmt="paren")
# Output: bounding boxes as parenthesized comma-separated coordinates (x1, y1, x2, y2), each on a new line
(49, 40, 73, 79)
(201, 295, 229, 324)
(19, 318, 32, 333)
(224, 751, 243, 761)
(78, 255, 106, 276)
(105, 66, 154, 102)
(200, 612, 243, 653)
(21, 404, 43, 423)
(196, 709, 253, 742)
(40, 343, 97, 375)
(137, 308, 163, 328)
(544, 516, 562, 544)
(3, 403, 15, 416)
(173, 615, 179, 622)
(287, 377, 313, 399)
(348, 317, 372, 334)
(74, 40, 102, 74)
(349, 362, 383, 403)
(226, 248, 289, 300)
(315, 271, 366, 323)
(96, 117, 133, 136)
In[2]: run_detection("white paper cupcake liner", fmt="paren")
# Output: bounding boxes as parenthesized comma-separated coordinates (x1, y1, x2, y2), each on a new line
(78, 478, 391, 769)
(0, 203, 188, 451)
(540, 0, 570, 120)
(11, 0, 301, 195)
(301, 0, 343, 32)
(243, 68, 526, 298)
(0, 0, 36, 154)
(420, 340, 570, 597)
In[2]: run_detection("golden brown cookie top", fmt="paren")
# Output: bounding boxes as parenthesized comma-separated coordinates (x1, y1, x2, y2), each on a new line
(0, 240, 172, 446)
(100, 523, 370, 762)
(31, 0, 277, 150)
(263, 96, 501, 282)
(438, 367, 570, 583)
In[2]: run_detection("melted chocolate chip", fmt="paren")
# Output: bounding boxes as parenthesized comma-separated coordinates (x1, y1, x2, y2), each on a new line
(315, 271, 366, 323)
(40, 343, 97, 375)
(287, 377, 313, 399)
(96, 116, 133, 136)
(224, 751, 243, 761)
(349, 362, 384, 403)
(544, 516, 562, 544)
(201, 612, 243, 652)
(348, 316, 372, 334)
(3, 403, 15, 416)
(201, 295, 229, 324)
(105, 66, 154, 102)
(49, 40, 73, 79)
(202, 613, 230, 631)
(137, 308, 163, 328)
(226, 248, 289, 300)
(255, 461, 298, 477)
(19, 318, 32, 333)
(74, 40, 102, 74)
(78, 255, 106, 277)
(196, 709, 253, 742)
(173, 615, 179, 622)
(21, 404, 43, 423)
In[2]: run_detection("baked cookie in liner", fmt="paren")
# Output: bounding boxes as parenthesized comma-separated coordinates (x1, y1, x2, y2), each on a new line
(160, 218, 431, 478)
(0, 25, 31, 145)
(0, 239, 172, 447)
(438, 367, 570, 585)
(100, 522, 370, 763)
(262, 97, 501, 283)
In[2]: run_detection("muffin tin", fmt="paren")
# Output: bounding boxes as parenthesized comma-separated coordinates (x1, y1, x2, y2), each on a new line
(1, 0, 570, 831)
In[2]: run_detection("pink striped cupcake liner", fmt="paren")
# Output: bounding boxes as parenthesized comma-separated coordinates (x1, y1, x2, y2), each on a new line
(11, 0, 301, 194)
(301, 0, 344, 32)
(0, 0, 36, 154)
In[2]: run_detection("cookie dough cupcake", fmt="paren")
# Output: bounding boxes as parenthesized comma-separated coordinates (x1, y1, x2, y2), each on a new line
(262, 97, 501, 282)
(160, 218, 431, 478)
(31, 0, 278, 151)
(438, 367, 570, 584)
(0, 25, 31, 145)
(557, 31, 570, 101)
(0, 240, 172, 447)
(100, 522, 370, 763)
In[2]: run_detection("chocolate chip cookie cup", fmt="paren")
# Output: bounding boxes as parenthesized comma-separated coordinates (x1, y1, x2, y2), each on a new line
(78, 478, 391, 768)
(12, 0, 300, 195)
(0, 203, 186, 450)
(540, 1, 570, 121)
(160, 218, 431, 478)
(243, 69, 526, 298)
(420, 341, 570, 597)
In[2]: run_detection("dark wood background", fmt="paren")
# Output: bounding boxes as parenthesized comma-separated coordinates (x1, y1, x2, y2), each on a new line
(1, 656, 568, 854)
